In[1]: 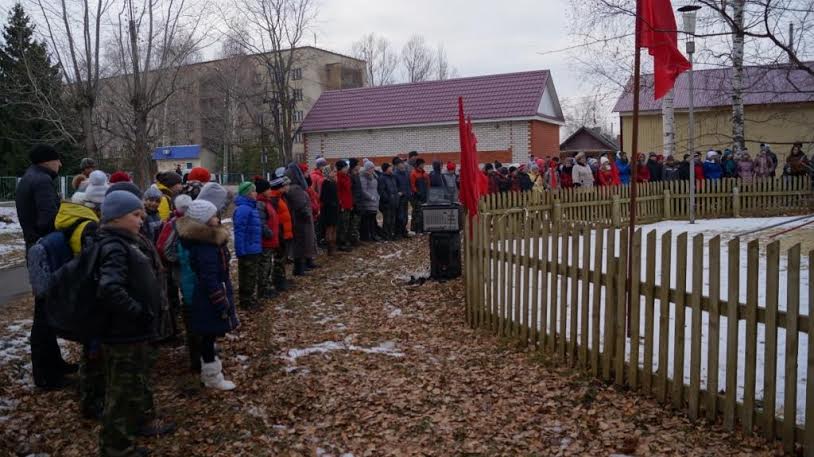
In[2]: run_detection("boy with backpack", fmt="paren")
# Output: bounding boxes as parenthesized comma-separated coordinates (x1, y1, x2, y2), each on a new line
(233, 182, 262, 308)
(95, 190, 175, 456)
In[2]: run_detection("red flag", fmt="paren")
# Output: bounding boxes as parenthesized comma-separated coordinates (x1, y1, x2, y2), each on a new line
(458, 97, 486, 236)
(638, 0, 690, 99)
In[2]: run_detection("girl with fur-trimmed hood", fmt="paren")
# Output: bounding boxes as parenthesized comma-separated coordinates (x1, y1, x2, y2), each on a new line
(177, 199, 239, 391)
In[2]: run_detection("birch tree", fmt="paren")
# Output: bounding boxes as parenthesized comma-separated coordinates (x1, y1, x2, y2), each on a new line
(661, 88, 676, 156)
(730, 0, 746, 153)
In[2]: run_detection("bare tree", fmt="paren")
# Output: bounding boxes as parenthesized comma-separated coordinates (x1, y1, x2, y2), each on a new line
(561, 94, 614, 138)
(435, 43, 450, 80)
(227, 0, 317, 164)
(100, 0, 207, 186)
(401, 34, 434, 83)
(33, 0, 114, 158)
(351, 33, 398, 86)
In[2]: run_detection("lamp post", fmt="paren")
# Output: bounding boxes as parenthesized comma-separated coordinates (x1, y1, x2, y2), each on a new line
(679, 4, 701, 224)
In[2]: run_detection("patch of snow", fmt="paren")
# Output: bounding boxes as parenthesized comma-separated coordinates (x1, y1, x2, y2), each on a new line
(380, 250, 402, 260)
(281, 340, 404, 367)
(0, 207, 21, 235)
(388, 308, 402, 318)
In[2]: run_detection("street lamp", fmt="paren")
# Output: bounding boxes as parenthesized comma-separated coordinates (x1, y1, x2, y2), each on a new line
(678, 4, 701, 224)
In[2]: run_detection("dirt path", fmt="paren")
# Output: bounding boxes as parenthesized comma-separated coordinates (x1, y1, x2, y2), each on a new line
(0, 236, 779, 456)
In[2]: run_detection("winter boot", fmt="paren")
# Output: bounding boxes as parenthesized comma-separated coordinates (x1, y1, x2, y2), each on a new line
(200, 358, 236, 391)
(293, 259, 307, 276)
(305, 258, 319, 270)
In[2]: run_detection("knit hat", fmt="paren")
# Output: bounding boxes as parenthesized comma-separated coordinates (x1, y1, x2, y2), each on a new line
(106, 181, 142, 199)
(274, 167, 286, 179)
(156, 171, 182, 188)
(29, 144, 60, 164)
(198, 182, 230, 212)
(83, 170, 109, 204)
(79, 157, 96, 170)
(186, 199, 217, 225)
(143, 185, 162, 200)
(270, 177, 286, 189)
(315, 157, 327, 168)
(101, 190, 144, 223)
(187, 167, 211, 183)
(446, 162, 456, 171)
(109, 171, 130, 183)
(335, 160, 348, 171)
(706, 150, 718, 160)
(600, 156, 610, 165)
(363, 160, 375, 171)
(392, 157, 403, 166)
(238, 181, 256, 196)
(71, 192, 87, 204)
(255, 178, 271, 194)
(575, 152, 586, 162)
(174, 194, 193, 213)
(518, 164, 526, 172)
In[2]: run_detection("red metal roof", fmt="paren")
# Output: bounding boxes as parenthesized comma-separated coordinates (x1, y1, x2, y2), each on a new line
(613, 63, 814, 113)
(300, 70, 561, 132)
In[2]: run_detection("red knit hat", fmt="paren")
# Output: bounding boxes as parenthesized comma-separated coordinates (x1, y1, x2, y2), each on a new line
(188, 166, 211, 183)
(446, 161, 455, 171)
(109, 171, 131, 183)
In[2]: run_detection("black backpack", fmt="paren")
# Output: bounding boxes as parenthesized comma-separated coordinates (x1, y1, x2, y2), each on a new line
(43, 238, 110, 342)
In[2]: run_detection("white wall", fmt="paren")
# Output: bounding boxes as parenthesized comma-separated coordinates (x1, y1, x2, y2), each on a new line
(306, 121, 529, 164)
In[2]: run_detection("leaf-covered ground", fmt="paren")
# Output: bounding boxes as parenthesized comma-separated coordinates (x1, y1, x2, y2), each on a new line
(0, 235, 782, 456)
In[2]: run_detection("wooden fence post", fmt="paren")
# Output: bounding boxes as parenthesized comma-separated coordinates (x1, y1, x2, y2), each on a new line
(553, 199, 563, 223)
(663, 189, 672, 220)
(611, 195, 621, 228)
(733, 186, 741, 218)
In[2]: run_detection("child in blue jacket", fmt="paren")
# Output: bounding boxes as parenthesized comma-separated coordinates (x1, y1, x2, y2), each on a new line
(233, 182, 262, 308)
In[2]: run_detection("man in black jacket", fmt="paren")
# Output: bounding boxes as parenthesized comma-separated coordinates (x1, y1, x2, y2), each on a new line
(15, 144, 76, 390)
(377, 163, 399, 240)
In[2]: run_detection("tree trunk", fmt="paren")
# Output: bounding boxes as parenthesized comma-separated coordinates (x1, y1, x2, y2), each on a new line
(133, 113, 152, 187)
(661, 88, 675, 157)
(730, 0, 746, 153)
(80, 105, 98, 158)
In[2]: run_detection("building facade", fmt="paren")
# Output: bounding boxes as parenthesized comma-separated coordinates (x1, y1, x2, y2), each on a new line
(560, 126, 619, 157)
(301, 70, 564, 165)
(614, 64, 814, 156)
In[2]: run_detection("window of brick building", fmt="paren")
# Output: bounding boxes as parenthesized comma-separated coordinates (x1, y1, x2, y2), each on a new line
(294, 110, 304, 122)
(293, 89, 303, 101)
(291, 68, 302, 80)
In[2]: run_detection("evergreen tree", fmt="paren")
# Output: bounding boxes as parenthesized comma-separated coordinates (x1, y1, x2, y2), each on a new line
(0, 3, 78, 176)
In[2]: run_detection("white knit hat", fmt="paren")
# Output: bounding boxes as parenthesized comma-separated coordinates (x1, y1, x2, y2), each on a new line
(174, 194, 193, 213)
(186, 199, 217, 225)
(83, 170, 109, 204)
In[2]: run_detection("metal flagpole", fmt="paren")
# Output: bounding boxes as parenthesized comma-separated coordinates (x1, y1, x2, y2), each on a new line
(626, 0, 642, 336)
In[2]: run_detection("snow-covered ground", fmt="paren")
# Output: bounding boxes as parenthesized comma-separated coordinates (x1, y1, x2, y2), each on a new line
(490, 215, 814, 424)
(0, 206, 25, 270)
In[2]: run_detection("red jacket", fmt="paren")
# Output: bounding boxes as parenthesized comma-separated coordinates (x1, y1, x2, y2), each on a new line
(310, 169, 325, 197)
(256, 194, 280, 249)
(694, 162, 705, 180)
(635, 163, 651, 182)
(336, 172, 353, 210)
(269, 190, 293, 240)
(306, 186, 320, 218)
(597, 169, 619, 186)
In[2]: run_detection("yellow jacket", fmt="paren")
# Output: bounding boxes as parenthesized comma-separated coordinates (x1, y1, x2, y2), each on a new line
(54, 202, 99, 256)
(156, 182, 174, 221)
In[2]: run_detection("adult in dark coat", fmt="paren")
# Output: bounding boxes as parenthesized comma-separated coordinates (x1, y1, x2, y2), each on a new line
(286, 162, 318, 274)
(378, 163, 400, 240)
(319, 167, 339, 254)
(15, 144, 75, 390)
(393, 158, 411, 238)
(646, 153, 663, 182)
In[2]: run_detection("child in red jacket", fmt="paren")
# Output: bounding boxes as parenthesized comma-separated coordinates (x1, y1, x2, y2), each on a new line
(335, 160, 354, 251)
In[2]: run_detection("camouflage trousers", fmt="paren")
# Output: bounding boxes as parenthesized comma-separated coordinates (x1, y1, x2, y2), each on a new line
(350, 210, 361, 244)
(80, 341, 105, 418)
(100, 343, 156, 457)
(257, 249, 275, 296)
(272, 240, 288, 286)
(337, 209, 352, 247)
(238, 254, 261, 307)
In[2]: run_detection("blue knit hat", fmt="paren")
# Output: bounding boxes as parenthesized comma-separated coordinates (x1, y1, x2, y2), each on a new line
(101, 190, 144, 223)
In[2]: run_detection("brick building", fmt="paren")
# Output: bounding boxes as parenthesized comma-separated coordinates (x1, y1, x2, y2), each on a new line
(300, 70, 564, 165)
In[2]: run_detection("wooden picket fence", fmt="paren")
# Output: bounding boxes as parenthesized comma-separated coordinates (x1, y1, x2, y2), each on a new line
(461, 177, 814, 454)
(478, 176, 813, 226)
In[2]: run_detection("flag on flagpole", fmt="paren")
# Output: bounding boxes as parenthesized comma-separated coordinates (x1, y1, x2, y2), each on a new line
(458, 97, 487, 237)
(638, 0, 691, 99)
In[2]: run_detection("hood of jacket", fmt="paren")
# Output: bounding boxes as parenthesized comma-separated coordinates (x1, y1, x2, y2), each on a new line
(55, 201, 99, 231)
(286, 162, 308, 189)
(175, 216, 230, 246)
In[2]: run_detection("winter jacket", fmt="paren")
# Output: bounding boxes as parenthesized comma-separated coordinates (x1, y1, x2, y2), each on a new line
(378, 172, 399, 210)
(646, 159, 663, 182)
(429, 161, 445, 188)
(269, 190, 293, 240)
(442, 171, 459, 202)
(487, 172, 500, 194)
(143, 209, 163, 242)
(754, 153, 773, 177)
(694, 162, 705, 180)
(662, 164, 681, 181)
(285, 183, 317, 259)
(15, 164, 60, 250)
(232, 194, 262, 257)
(635, 163, 651, 182)
(310, 168, 325, 197)
(410, 168, 430, 202)
(95, 227, 168, 344)
(256, 194, 280, 249)
(54, 201, 99, 256)
(722, 158, 737, 178)
(306, 186, 320, 219)
(394, 168, 412, 199)
(737, 159, 755, 182)
(358, 172, 381, 212)
(351, 172, 364, 209)
(616, 160, 631, 184)
(572, 163, 595, 188)
(597, 168, 619, 186)
(766, 150, 779, 176)
(786, 152, 809, 177)
(319, 178, 339, 226)
(176, 217, 239, 336)
(559, 166, 574, 188)
(703, 161, 723, 180)
(336, 172, 353, 210)
(155, 182, 175, 222)
(515, 172, 533, 191)
(542, 166, 560, 190)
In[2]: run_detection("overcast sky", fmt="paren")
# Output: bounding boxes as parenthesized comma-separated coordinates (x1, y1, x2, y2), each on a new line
(314, 0, 581, 96)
